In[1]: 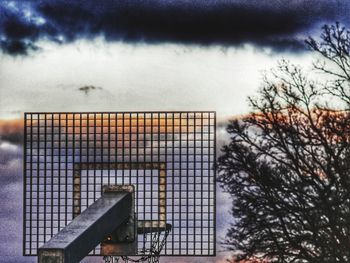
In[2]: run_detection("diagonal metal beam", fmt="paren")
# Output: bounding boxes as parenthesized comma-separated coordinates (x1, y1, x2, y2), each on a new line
(38, 191, 132, 263)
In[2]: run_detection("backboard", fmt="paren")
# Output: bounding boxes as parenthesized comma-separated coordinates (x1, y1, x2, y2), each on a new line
(23, 112, 216, 257)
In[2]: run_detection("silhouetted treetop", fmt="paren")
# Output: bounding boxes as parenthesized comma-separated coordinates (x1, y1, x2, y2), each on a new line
(218, 23, 350, 263)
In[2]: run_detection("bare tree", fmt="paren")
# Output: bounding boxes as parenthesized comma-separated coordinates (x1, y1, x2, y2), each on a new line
(218, 23, 350, 262)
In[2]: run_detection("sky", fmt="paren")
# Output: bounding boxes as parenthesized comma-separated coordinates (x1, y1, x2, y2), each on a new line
(0, 1, 349, 262)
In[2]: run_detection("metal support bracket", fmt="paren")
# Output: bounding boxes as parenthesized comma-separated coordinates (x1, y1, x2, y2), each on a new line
(38, 187, 132, 263)
(101, 185, 137, 256)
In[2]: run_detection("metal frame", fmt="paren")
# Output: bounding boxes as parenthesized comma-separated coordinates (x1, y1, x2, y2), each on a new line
(23, 112, 216, 257)
(38, 188, 133, 263)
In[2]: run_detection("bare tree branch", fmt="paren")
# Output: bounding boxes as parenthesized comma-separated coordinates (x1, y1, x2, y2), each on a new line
(218, 23, 350, 262)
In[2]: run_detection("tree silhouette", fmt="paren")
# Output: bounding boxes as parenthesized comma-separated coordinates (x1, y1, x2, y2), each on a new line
(218, 23, 350, 262)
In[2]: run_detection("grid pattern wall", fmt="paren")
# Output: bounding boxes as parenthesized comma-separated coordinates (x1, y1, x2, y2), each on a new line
(23, 112, 216, 256)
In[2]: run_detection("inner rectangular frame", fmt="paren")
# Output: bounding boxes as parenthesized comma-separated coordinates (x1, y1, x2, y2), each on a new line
(23, 111, 216, 256)
(73, 162, 167, 231)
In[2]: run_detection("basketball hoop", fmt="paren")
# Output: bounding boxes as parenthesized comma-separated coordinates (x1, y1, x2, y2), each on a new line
(24, 112, 216, 262)
(103, 224, 172, 263)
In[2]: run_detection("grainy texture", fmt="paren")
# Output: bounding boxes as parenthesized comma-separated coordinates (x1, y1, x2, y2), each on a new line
(23, 112, 216, 256)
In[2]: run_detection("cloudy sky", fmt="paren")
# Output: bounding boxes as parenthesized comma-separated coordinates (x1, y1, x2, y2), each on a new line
(0, 1, 349, 262)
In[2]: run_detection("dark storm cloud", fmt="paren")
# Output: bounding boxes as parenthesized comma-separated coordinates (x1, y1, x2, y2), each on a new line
(0, 0, 348, 55)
